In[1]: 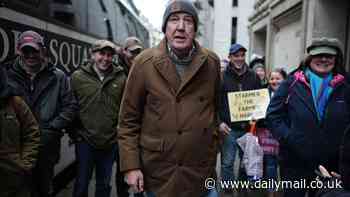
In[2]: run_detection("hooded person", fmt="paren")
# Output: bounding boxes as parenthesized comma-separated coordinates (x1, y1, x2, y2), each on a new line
(0, 66, 40, 197)
(117, 1, 221, 197)
(6, 30, 77, 197)
(267, 37, 350, 197)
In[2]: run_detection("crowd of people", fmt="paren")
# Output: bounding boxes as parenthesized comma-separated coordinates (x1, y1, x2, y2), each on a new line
(0, 0, 349, 197)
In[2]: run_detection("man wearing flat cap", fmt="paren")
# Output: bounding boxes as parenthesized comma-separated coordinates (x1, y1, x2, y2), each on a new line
(71, 40, 126, 197)
(6, 30, 77, 197)
(118, 1, 221, 197)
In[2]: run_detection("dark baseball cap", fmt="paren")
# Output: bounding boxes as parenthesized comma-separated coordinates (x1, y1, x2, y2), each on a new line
(229, 43, 247, 55)
(17, 30, 44, 50)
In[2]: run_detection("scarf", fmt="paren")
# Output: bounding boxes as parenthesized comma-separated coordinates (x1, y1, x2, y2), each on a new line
(167, 42, 196, 80)
(167, 42, 196, 65)
(305, 69, 333, 121)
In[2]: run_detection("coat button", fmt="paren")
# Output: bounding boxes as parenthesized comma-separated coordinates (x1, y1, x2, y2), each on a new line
(176, 97, 181, 103)
(199, 96, 204, 102)
(203, 128, 208, 133)
(178, 130, 183, 135)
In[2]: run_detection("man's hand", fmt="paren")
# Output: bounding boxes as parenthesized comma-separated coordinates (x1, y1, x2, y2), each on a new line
(319, 165, 342, 179)
(219, 122, 231, 136)
(319, 165, 332, 178)
(125, 169, 144, 193)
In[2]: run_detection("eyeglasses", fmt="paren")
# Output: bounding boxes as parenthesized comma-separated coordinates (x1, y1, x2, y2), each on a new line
(127, 48, 142, 56)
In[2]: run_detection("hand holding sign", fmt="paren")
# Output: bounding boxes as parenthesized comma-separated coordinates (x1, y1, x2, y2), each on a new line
(219, 122, 231, 136)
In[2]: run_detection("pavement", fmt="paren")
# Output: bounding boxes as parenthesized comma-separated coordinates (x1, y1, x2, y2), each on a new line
(56, 163, 118, 197)
(55, 154, 278, 197)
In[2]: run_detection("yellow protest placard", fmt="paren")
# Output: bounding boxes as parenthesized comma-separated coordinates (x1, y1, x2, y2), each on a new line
(227, 89, 270, 122)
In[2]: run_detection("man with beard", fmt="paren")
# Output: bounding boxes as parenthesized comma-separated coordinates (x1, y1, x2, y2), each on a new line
(117, 1, 221, 197)
(6, 30, 77, 197)
(218, 43, 261, 194)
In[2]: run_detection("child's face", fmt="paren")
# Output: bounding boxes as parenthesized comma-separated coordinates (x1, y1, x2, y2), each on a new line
(255, 67, 266, 81)
(269, 72, 284, 91)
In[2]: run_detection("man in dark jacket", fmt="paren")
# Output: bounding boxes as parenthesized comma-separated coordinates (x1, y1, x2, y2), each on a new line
(0, 66, 40, 197)
(71, 40, 126, 197)
(115, 36, 144, 197)
(117, 36, 144, 75)
(6, 30, 77, 197)
(218, 43, 261, 191)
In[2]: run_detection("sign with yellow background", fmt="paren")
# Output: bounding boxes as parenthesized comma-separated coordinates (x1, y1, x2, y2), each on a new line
(228, 89, 270, 122)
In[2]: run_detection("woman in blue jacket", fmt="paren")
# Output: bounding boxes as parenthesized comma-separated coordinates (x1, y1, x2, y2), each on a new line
(266, 37, 350, 197)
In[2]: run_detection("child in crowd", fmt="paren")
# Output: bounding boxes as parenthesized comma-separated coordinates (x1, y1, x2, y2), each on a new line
(257, 68, 287, 197)
(253, 63, 268, 87)
(268, 68, 287, 96)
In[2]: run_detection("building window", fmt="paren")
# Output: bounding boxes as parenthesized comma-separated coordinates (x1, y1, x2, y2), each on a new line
(98, 0, 107, 12)
(232, 0, 238, 7)
(120, 5, 126, 16)
(208, 0, 214, 7)
(231, 17, 237, 44)
(105, 18, 113, 40)
(54, 11, 74, 26)
(193, 1, 202, 10)
(53, 0, 71, 4)
(19, 0, 41, 6)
